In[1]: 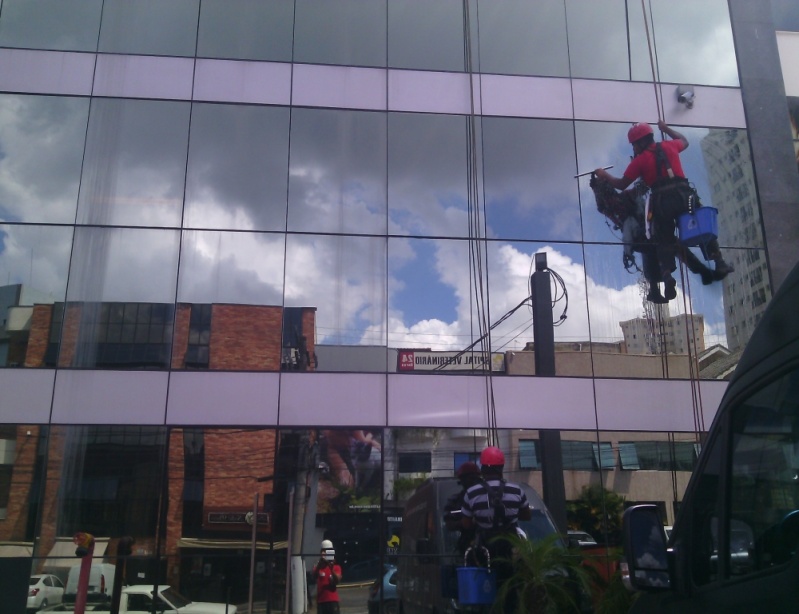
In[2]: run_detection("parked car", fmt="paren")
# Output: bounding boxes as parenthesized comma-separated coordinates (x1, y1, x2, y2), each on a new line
(568, 530, 598, 547)
(46, 585, 237, 613)
(63, 563, 115, 605)
(367, 564, 398, 614)
(28, 574, 65, 611)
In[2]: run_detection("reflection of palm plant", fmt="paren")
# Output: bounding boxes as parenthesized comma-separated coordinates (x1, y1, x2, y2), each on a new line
(492, 533, 595, 614)
(567, 485, 625, 546)
(393, 476, 427, 501)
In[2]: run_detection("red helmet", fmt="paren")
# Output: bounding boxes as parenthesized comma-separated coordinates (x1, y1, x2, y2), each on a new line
(627, 122, 653, 144)
(456, 461, 480, 479)
(480, 446, 505, 467)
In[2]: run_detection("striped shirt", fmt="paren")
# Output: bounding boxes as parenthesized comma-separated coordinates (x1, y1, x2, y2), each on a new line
(461, 479, 529, 531)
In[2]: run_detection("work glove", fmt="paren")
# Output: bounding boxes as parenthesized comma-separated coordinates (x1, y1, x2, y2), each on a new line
(623, 254, 636, 270)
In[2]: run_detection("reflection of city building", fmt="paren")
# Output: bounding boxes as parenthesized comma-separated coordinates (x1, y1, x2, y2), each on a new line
(620, 310, 705, 356)
(14, 302, 316, 372)
(0, 284, 55, 367)
(701, 130, 771, 350)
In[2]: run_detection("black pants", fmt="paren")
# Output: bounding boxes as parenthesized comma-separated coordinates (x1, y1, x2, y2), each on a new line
(650, 182, 691, 276)
(318, 600, 340, 614)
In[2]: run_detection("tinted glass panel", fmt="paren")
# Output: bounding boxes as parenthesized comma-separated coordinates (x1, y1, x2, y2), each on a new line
(184, 104, 290, 232)
(0, 225, 73, 367)
(77, 99, 190, 228)
(98, 0, 199, 57)
(482, 118, 580, 241)
(629, 0, 738, 86)
(476, 0, 569, 77)
(388, 113, 469, 238)
(285, 234, 387, 347)
(0, 0, 102, 51)
(566, 0, 629, 80)
(196, 0, 294, 61)
(288, 109, 387, 235)
(388, 0, 465, 72)
(0, 95, 89, 224)
(293, 0, 387, 67)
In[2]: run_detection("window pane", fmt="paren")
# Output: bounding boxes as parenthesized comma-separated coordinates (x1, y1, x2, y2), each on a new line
(0, 0, 102, 52)
(519, 440, 540, 470)
(184, 104, 290, 232)
(619, 442, 640, 470)
(566, 0, 630, 80)
(0, 95, 89, 225)
(476, 0, 569, 77)
(483, 118, 580, 241)
(285, 234, 387, 348)
(294, 0, 387, 68)
(388, 113, 469, 238)
(288, 109, 387, 235)
(77, 99, 190, 228)
(629, 0, 738, 86)
(98, 0, 199, 57)
(388, 1, 465, 72)
(196, 0, 294, 62)
(0, 225, 73, 368)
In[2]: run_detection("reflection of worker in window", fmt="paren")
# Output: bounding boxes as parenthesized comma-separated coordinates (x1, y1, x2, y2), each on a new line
(322, 430, 381, 489)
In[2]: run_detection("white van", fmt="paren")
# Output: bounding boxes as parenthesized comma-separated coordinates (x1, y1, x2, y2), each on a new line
(64, 563, 116, 605)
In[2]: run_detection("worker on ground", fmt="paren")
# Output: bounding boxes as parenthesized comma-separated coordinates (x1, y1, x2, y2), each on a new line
(595, 120, 734, 301)
(312, 539, 342, 614)
(461, 446, 532, 613)
(444, 461, 482, 554)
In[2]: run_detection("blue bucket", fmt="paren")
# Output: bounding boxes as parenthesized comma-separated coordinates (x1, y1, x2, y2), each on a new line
(456, 566, 496, 605)
(678, 206, 718, 246)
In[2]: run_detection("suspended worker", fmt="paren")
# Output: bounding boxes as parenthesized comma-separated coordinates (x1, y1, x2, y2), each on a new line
(595, 120, 733, 301)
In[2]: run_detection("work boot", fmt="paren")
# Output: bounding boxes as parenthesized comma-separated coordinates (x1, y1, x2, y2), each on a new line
(714, 258, 735, 278)
(663, 273, 677, 301)
(647, 286, 669, 304)
(700, 269, 715, 285)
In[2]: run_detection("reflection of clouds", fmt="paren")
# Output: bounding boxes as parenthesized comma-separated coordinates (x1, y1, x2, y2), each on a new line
(288, 108, 387, 234)
(77, 99, 189, 227)
(648, 2, 738, 86)
(0, 94, 88, 224)
(483, 118, 580, 240)
(177, 231, 284, 305)
(285, 235, 387, 345)
(67, 228, 180, 303)
(0, 225, 72, 300)
(183, 104, 289, 231)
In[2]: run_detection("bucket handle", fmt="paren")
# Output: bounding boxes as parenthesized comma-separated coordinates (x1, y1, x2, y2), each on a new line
(463, 546, 491, 570)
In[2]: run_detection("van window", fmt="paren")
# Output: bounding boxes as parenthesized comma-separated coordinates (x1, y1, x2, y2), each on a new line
(728, 366, 799, 576)
(688, 423, 723, 587)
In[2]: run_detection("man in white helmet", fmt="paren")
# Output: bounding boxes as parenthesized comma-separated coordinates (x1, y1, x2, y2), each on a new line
(312, 539, 342, 614)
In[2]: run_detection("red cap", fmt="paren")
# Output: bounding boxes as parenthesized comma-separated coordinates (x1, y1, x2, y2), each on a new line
(627, 122, 653, 144)
(456, 461, 480, 479)
(480, 446, 505, 467)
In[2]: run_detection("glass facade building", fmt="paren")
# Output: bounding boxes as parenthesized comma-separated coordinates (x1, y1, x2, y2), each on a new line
(0, 1, 797, 612)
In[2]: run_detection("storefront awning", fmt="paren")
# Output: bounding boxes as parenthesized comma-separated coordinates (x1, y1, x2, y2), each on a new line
(177, 537, 287, 551)
(42, 537, 109, 571)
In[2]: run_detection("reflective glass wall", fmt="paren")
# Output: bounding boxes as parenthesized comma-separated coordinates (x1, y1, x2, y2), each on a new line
(0, 0, 781, 612)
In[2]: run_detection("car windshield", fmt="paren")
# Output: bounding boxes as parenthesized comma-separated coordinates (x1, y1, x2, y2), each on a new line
(160, 586, 192, 608)
(29, 577, 39, 586)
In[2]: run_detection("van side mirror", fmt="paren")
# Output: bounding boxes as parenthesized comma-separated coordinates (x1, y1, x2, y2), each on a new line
(622, 505, 671, 592)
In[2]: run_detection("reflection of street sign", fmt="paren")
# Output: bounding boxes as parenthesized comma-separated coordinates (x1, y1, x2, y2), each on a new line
(397, 350, 505, 372)
(208, 511, 270, 526)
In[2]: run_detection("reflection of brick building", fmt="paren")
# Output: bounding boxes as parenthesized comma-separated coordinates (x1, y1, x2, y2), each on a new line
(19, 302, 316, 371)
(1, 301, 313, 594)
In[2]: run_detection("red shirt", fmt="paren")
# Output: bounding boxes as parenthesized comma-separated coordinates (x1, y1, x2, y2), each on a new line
(314, 561, 342, 603)
(623, 139, 687, 187)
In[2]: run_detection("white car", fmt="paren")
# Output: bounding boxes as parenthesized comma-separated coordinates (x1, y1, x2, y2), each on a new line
(28, 574, 65, 611)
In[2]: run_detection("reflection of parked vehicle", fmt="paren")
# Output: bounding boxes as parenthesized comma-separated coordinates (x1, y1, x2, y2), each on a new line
(568, 530, 598, 547)
(344, 558, 381, 583)
(367, 565, 397, 614)
(48, 585, 237, 613)
(64, 563, 115, 605)
(622, 261, 799, 612)
(27, 574, 64, 611)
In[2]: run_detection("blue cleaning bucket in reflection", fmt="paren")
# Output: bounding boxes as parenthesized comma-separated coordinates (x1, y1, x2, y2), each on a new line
(678, 206, 718, 246)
